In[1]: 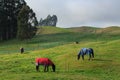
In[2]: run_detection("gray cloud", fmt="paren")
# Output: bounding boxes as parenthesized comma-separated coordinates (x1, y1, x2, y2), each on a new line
(25, 0, 120, 28)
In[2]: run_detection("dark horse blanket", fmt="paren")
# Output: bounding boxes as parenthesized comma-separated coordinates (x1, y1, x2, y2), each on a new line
(77, 48, 94, 60)
(35, 58, 55, 72)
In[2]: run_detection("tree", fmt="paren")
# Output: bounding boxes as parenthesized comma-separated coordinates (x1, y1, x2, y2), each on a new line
(51, 15, 57, 26)
(0, 0, 26, 41)
(39, 14, 58, 27)
(0, 0, 37, 41)
(17, 5, 37, 40)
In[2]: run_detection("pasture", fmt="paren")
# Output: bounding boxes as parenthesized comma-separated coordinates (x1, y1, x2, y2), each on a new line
(0, 26, 120, 80)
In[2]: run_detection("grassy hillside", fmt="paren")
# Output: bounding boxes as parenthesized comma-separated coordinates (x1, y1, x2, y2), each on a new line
(1, 26, 119, 54)
(0, 26, 120, 80)
(36, 26, 72, 34)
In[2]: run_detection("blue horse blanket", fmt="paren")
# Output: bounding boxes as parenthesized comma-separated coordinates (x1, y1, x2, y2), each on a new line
(78, 48, 92, 55)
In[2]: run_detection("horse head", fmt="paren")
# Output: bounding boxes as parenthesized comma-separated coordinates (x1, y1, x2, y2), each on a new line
(52, 64, 56, 72)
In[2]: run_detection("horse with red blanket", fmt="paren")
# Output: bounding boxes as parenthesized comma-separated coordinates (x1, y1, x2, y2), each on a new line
(35, 58, 55, 72)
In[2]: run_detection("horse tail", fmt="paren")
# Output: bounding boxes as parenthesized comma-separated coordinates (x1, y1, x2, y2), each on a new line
(90, 48, 94, 58)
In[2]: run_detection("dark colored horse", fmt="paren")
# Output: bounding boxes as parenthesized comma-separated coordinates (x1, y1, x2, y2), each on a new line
(35, 58, 55, 72)
(77, 48, 94, 60)
(20, 47, 24, 54)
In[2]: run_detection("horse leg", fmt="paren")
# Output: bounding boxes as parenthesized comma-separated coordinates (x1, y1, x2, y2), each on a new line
(89, 54, 91, 60)
(44, 65, 47, 72)
(46, 66, 49, 72)
(82, 55, 84, 60)
(92, 51, 94, 58)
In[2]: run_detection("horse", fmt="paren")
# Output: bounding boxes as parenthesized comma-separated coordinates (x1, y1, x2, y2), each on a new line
(20, 47, 24, 54)
(77, 48, 94, 60)
(35, 58, 55, 72)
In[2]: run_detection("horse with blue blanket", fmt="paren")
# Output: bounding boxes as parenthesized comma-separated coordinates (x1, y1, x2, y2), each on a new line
(77, 48, 94, 60)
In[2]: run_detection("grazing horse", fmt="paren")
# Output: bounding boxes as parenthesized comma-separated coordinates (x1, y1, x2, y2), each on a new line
(20, 47, 24, 54)
(77, 48, 94, 60)
(35, 58, 55, 72)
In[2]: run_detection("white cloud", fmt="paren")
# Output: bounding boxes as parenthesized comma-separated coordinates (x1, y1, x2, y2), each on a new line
(25, 0, 120, 28)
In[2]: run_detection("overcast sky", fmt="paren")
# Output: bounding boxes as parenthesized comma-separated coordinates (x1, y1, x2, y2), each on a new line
(25, 0, 120, 28)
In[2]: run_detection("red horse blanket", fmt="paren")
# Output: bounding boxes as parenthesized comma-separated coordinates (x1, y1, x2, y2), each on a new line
(35, 58, 54, 66)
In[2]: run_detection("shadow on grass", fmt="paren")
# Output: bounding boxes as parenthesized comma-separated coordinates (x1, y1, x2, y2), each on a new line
(20, 51, 30, 54)
(93, 58, 112, 62)
(74, 69, 85, 73)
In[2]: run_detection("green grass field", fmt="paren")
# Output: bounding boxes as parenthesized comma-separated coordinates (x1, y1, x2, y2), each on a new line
(0, 26, 120, 80)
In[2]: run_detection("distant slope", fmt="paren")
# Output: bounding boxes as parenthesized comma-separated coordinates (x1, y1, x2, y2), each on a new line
(36, 26, 120, 35)
(68, 26, 100, 33)
(36, 26, 72, 35)
(68, 26, 120, 35)
(96, 26, 120, 35)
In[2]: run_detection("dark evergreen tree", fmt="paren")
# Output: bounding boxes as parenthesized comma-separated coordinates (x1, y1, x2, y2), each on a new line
(0, 0, 37, 41)
(0, 0, 26, 40)
(17, 5, 37, 40)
